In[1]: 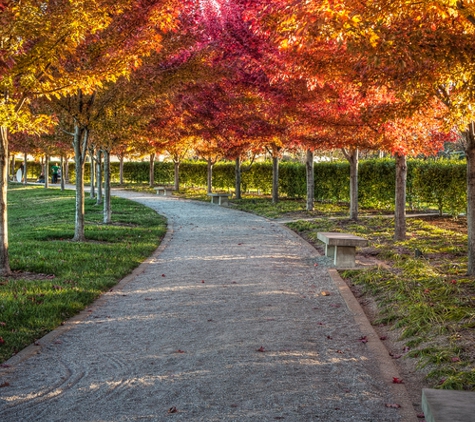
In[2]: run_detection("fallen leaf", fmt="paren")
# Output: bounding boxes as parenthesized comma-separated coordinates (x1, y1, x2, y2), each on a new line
(390, 354, 402, 359)
(201, 280, 205, 283)
(317, 322, 324, 326)
(168, 406, 178, 413)
(416, 413, 426, 418)
(326, 335, 333, 340)
(0, 364, 10, 368)
(392, 377, 404, 384)
(359, 336, 368, 343)
(451, 357, 461, 362)
(380, 336, 387, 340)
(174, 349, 186, 354)
(256, 346, 266, 352)
(321, 291, 331, 296)
(314, 263, 318, 267)
(336, 350, 343, 354)
(385, 403, 401, 408)
(162, 274, 166, 277)
(54, 340, 62, 344)
(230, 404, 238, 408)
(403, 346, 410, 353)
(0, 382, 10, 388)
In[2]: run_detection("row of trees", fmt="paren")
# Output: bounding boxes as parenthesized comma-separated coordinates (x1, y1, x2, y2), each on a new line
(2, 1, 475, 273)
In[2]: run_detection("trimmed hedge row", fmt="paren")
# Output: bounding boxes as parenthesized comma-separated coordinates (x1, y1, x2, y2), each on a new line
(16, 158, 467, 215)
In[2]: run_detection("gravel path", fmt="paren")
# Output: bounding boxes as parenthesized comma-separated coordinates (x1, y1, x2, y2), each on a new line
(1, 192, 407, 421)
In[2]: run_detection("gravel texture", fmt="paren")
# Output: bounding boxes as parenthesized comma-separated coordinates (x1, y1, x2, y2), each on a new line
(0, 191, 408, 421)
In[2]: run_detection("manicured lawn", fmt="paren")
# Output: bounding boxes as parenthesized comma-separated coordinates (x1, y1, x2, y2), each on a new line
(0, 185, 166, 363)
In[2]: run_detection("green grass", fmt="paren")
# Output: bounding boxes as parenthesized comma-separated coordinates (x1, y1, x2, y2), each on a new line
(287, 216, 475, 391)
(0, 185, 166, 363)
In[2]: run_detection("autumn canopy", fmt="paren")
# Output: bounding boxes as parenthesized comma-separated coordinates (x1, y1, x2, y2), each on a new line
(2, 0, 475, 272)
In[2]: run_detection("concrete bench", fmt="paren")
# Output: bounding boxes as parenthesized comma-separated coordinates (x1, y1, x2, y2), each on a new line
(317, 232, 368, 268)
(208, 193, 230, 206)
(155, 186, 174, 196)
(422, 388, 475, 422)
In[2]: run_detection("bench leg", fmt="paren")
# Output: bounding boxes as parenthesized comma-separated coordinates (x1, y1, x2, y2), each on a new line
(219, 197, 228, 206)
(334, 246, 356, 268)
(325, 245, 335, 258)
(211, 196, 219, 204)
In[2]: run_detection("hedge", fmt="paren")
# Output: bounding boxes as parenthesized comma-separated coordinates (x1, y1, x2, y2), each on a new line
(13, 158, 468, 215)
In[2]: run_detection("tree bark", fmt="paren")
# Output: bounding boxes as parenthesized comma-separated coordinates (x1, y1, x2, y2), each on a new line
(173, 159, 180, 191)
(10, 154, 14, 181)
(73, 126, 88, 242)
(119, 154, 124, 185)
(60, 156, 65, 191)
(465, 123, 475, 275)
(103, 148, 111, 224)
(89, 148, 95, 199)
(394, 153, 407, 241)
(306, 149, 314, 211)
(0, 126, 11, 275)
(207, 158, 213, 194)
(344, 148, 359, 220)
(96, 149, 102, 205)
(44, 155, 49, 189)
(235, 156, 242, 200)
(149, 153, 155, 187)
(272, 155, 279, 204)
(23, 152, 28, 185)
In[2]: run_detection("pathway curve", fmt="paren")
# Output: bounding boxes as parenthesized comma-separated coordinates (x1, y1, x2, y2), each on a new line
(1, 191, 408, 421)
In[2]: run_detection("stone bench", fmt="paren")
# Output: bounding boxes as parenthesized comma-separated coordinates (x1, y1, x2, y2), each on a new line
(317, 232, 368, 268)
(208, 193, 231, 206)
(422, 388, 475, 422)
(155, 186, 174, 196)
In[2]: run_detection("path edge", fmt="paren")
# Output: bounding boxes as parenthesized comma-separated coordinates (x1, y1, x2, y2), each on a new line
(0, 217, 174, 375)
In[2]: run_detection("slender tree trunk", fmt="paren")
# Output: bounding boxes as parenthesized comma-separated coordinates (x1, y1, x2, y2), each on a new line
(96, 149, 102, 205)
(346, 148, 359, 220)
(0, 126, 11, 275)
(10, 154, 14, 181)
(64, 156, 69, 183)
(60, 156, 65, 191)
(73, 126, 88, 242)
(394, 153, 407, 241)
(235, 156, 242, 200)
(23, 152, 27, 185)
(272, 155, 279, 204)
(119, 155, 124, 184)
(89, 148, 95, 199)
(44, 155, 49, 189)
(103, 148, 111, 224)
(207, 158, 213, 194)
(465, 123, 475, 275)
(306, 149, 314, 211)
(174, 159, 180, 191)
(149, 153, 155, 187)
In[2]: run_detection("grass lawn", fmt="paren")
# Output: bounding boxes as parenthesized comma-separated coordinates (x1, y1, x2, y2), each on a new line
(0, 185, 166, 363)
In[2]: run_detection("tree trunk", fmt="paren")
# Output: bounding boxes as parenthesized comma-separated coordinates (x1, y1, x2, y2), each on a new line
(89, 148, 95, 199)
(96, 149, 102, 205)
(23, 152, 27, 185)
(347, 148, 359, 220)
(174, 159, 180, 191)
(64, 156, 70, 183)
(119, 154, 124, 185)
(465, 124, 475, 275)
(0, 126, 11, 275)
(60, 156, 65, 191)
(149, 153, 155, 187)
(394, 153, 407, 241)
(272, 155, 279, 204)
(10, 154, 14, 181)
(207, 158, 213, 194)
(73, 126, 88, 242)
(103, 148, 111, 224)
(235, 156, 242, 200)
(44, 155, 49, 189)
(306, 149, 314, 211)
